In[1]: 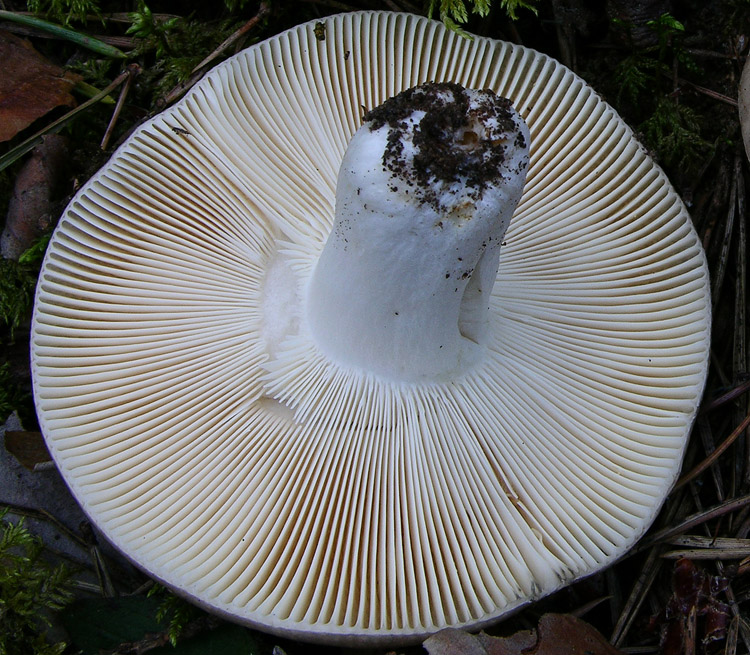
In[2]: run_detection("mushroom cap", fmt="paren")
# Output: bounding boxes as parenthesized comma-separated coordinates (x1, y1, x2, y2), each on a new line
(31, 11, 710, 646)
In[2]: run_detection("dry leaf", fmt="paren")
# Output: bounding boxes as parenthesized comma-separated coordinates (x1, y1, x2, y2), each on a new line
(424, 614, 623, 655)
(0, 29, 81, 142)
(477, 627, 537, 654)
(658, 558, 731, 655)
(4, 430, 52, 471)
(1, 133, 69, 259)
(424, 628, 493, 655)
(523, 614, 623, 655)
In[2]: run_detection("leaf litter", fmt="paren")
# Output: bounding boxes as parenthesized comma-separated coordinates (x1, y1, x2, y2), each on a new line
(0, 29, 80, 142)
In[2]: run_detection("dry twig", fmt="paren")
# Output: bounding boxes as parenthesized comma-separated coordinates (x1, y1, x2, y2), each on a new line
(161, 2, 270, 107)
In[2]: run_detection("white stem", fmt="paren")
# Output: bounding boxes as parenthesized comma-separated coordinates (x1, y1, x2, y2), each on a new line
(307, 83, 530, 382)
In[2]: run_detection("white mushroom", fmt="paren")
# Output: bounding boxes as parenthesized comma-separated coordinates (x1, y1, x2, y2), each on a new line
(31, 11, 711, 646)
(307, 82, 530, 381)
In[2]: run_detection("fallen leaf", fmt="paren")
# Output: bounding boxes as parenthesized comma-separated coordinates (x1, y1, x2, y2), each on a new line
(526, 614, 624, 655)
(0, 29, 81, 142)
(424, 614, 623, 655)
(4, 430, 52, 470)
(1, 133, 69, 259)
(478, 627, 536, 654)
(424, 628, 491, 655)
(659, 558, 731, 655)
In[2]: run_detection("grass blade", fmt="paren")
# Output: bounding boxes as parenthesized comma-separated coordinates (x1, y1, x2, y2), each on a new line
(0, 10, 127, 58)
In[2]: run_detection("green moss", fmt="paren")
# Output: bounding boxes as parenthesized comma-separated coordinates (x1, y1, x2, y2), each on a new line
(597, 12, 712, 179)
(427, 0, 538, 33)
(613, 54, 666, 107)
(26, 0, 101, 26)
(65, 56, 114, 89)
(147, 584, 203, 647)
(129, 10, 241, 105)
(640, 98, 713, 172)
(0, 511, 74, 655)
(0, 259, 38, 344)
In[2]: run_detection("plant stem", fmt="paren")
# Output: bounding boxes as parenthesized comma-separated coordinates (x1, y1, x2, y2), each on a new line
(100, 65, 139, 150)
(0, 65, 138, 172)
(0, 9, 127, 58)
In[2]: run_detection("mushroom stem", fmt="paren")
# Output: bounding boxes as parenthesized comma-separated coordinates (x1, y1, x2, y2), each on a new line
(307, 83, 530, 382)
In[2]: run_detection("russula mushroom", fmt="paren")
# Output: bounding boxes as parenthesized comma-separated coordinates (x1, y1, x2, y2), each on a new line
(32, 10, 710, 646)
(307, 82, 530, 380)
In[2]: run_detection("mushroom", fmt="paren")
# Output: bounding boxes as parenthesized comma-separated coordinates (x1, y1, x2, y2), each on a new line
(307, 82, 530, 381)
(31, 10, 710, 646)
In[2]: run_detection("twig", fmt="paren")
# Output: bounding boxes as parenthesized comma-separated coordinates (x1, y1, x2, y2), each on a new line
(735, 166, 747, 394)
(698, 156, 731, 246)
(90, 544, 118, 597)
(674, 412, 750, 489)
(161, 2, 270, 107)
(637, 494, 750, 550)
(689, 492, 750, 652)
(683, 80, 738, 107)
(695, 415, 725, 500)
(735, 507, 750, 539)
(0, 9, 126, 58)
(102, 615, 222, 655)
(79, 521, 118, 597)
(685, 605, 697, 655)
(686, 47, 743, 60)
(70, 579, 106, 594)
(605, 567, 623, 631)
(702, 378, 750, 412)
(661, 548, 750, 559)
(0, 66, 133, 171)
(726, 615, 739, 655)
(0, 501, 88, 549)
(612, 488, 690, 647)
(569, 595, 612, 618)
(128, 579, 155, 596)
(0, 21, 134, 48)
(737, 160, 750, 487)
(101, 64, 140, 150)
(189, 2, 270, 74)
(711, 153, 740, 310)
(97, 11, 181, 24)
(610, 546, 662, 647)
(667, 535, 750, 548)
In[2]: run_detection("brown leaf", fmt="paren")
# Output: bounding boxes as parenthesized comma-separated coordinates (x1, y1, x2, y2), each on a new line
(478, 626, 536, 654)
(0, 29, 81, 142)
(423, 628, 490, 655)
(4, 430, 52, 470)
(660, 559, 731, 655)
(1, 133, 69, 259)
(424, 615, 623, 655)
(525, 614, 623, 655)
